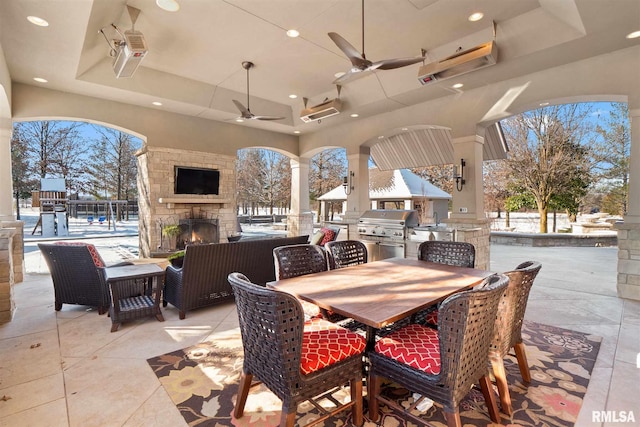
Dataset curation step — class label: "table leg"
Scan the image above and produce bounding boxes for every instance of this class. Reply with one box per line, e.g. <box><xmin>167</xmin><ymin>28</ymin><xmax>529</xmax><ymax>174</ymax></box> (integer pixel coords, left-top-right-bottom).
<box><xmin>365</xmin><ymin>325</ymin><xmax>376</xmax><ymax>352</ymax></box>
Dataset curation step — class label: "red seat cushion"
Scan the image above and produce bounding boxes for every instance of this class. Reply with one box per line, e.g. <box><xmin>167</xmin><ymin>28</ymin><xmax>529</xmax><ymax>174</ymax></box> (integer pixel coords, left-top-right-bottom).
<box><xmin>374</xmin><ymin>323</ymin><xmax>441</xmax><ymax>374</ymax></box>
<box><xmin>319</xmin><ymin>228</ymin><xmax>337</xmax><ymax>246</ymax></box>
<box><xmin>54</xmin><ymin>242</ymin><xmax>105</xmax><ymax>268</ymax></box>
<box><xmin>301</xmin><ymin>318</ymin><xmax>366</xmax><ymax>375</ymax></box>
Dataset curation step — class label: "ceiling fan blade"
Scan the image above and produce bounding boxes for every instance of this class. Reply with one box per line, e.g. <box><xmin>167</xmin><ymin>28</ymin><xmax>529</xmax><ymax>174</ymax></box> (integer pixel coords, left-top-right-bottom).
<box><xmin>328</xmin><ymin>32</ymin><xmax>368</xmax><ymax>68</ymax></box>
<box><xmin>253</xmin><ymin>115</ymin><xmax>285</xmax><ymax>121</ymax></box>
<box><xmin>373</xmin><ymin>56</ymin><xmax>425</xmax><ymax>70</ymax></box>
<box><xmin>232</xmin><ymin>99</ymin><xmax>251</xmax><ymax>117</ymax></box>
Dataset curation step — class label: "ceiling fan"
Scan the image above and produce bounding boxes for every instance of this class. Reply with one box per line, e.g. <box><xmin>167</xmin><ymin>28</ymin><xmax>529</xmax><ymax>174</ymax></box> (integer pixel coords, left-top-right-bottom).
<box><xmin>232</xmin><ymin>61</ymin><xmax>284</xmax><ymax>121</ymax></box>
<box><xmin>329</xmin><ymin>0</ymin><xmax>424</xmax><ymax>84</ymax></box>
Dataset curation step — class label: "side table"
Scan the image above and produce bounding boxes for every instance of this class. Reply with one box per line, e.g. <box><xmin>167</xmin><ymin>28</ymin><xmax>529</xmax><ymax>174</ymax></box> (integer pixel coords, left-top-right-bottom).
<box><xmin>103</xmin><ymin>264</ymin><xmax>166</xmax><ymax>332</ymax></box>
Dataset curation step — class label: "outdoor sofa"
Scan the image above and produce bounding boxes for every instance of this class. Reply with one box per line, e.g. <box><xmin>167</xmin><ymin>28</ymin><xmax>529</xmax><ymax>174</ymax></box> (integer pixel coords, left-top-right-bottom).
<box><xmin>163</xmin><ymin>235</ymin><xmax>309</xmax><ymax>319</ymax></box>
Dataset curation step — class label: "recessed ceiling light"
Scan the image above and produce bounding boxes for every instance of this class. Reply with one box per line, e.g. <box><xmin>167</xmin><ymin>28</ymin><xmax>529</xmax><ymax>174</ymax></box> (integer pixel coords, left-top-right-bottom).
<box><xmin>539</xmin><ymin>102</ymin><xmax>550</xmax><ymax>106</ymax></box>
<box><xmin>289</xmin><ymin>94</ymin><xmax>298</xmax><ymax>99</ymax></box>
<box><xmin>286</xmin><ymin>29</ymin><xmax>300</xmax><ymax>38</ymax></box>
<box><xmin>156</xmin><ymin>0</ymin><xmax>180</xmax><ymax>12</ymax></box>
<box><xmin>350</xmin><ymin>113</ymin><xmax>359</xmax><ymax>118</ymax></box>
<box><xmin>626</xmin><ymin>30</ymin><xmax>640</xmax><ymax>39</ymax></box>
<box><xmin>334</xmin><ymin>71</ymin><xmax>346</xmax><ymax>79</ymax></box>
<box><xmin>468</xmin><ymin>12</ymin><xmax>484</xmax><ymax>22</ymax></box>
<box><xmin>33</xmin><ymin>77</ymin><xmax>48</xmax><ymax>83</ymax></box>
<box><xmin>27</xmin><ymin>16</ymin><xmax>49</xmax><ymax>26</ymax></box>
<box><xmin>235</xmin><ymin>118</ymin><xmax>244</xmax><ymax>122</ymax></box>
<box><xmin>152</xmin><ymin>101</ymin><xmax>163</xmax><ymax>106</ymax></box>
<box><xmin>401</xmin><ymin>128</ymin><xmax>408</xmax><ymax>131</ymax></box>
<box><xmin>378</xmin><ymin>135</ymin><xmax>385</xmax><ymax>140</ymax></box>
<box><xmin>294</xmin><ymin>130</ymin><xmax>301</xmax><ymax>134</ymax></box>
<box><xmin>452</xmin><ymin>83</ymin><xmax>464</xmax><ymax>89</ymax></box>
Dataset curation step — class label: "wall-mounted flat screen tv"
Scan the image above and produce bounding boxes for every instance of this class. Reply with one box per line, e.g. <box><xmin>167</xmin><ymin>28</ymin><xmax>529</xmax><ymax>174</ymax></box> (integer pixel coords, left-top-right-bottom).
<box><xmin>174</xmin><ymin>166</ymin><xmax>220</xmax><ymax>195</ymax></box>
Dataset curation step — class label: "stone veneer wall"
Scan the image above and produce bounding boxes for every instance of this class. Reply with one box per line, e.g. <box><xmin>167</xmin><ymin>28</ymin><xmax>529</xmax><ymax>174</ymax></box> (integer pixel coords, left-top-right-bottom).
<box><xmin>444</xmin><ymin>218</ymin><xmax>491</xmax><ymax>270</ymax></box>
<box><xmin>615</xmin><ymin>222</ymin><xmax>640</xmax><ymax>300</ymax></box>
<box><xmin>137</xmin><ymin>147</ymin><xmax>237</xmax><ymax>258</ymax></box>
<box><xmin>0</xmin><ymin>222</ymin><xmax>24</xmax><ymax>325</ymax></box>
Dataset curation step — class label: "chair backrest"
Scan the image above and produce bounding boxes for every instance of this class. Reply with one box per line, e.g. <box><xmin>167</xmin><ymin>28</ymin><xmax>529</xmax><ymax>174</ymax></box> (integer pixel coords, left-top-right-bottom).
<box><xmin>417</xmin><ymin>241</ymin><xmax>475</xmax><ymax>268</ymax></box>
<box><xmin>491</xmin><ymin>261</ymin><xmax>542</xmax><ymax>356</ymax></box>
<box><xmin>325</xmin><ymin>240</ymin><xmax>368</xmax><ymax>269</ymax></box>
<box><xmin>227</xmin><ymin>272</ymin><xmax>305</xmax><ymax>400</ymax></box>
<box><xmin>273</xmin><ymin>244</ymin><xmax>329</xmax><ymax>279</ymax></box>
<box><xmin>37</xmin><ymin>242</ymin><xmax>107</xmax><ymax>306</ymax></box>
<box><xmin>437</xmin><ymin>273</ymin><xmax>509</xmax><ymax>399</ymax></box>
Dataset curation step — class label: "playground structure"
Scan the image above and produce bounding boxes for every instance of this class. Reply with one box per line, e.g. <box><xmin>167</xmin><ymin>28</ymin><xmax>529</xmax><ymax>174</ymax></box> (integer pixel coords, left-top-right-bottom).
<box><xmin>31</xmin><ymin>179</ymin><xmax>134</xmax><ymax>235</ymax></box>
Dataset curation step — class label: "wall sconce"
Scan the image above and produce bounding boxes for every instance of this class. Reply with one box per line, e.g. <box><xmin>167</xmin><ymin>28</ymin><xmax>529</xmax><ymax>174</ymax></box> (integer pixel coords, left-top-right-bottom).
<box><xmin>342</xmin><ymin>171</ymin><xmax>354</xmax><ymax>195</ymax></box>
<box><xmin>453</xmin><ymin>159</ymin><xmax>466</xmax><ymax>191</ymax></box>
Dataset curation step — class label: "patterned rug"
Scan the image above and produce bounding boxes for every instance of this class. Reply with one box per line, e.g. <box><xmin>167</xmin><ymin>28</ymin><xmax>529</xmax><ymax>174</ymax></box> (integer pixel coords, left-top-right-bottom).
<box><xmin>147</xmin><ymin>321</ymin><xmax>601</xmax><ymax>426</ymax></box>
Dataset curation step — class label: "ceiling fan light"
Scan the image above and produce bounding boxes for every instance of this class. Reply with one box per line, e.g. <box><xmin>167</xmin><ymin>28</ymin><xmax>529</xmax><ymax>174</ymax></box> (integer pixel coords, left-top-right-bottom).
<box><xmin>334</xmin><ymin>71</ymin><xmax>346</xmax><ymax>79</ymax></box>
<box><xmin>156</xmin><ymin>0</ymin><xmax>179</xmax><ymax>12</ymax></box>
<box><xmin>235</xmin><ymin>118</ymin><xmax>244</xmax><ymax>122</ymax></box>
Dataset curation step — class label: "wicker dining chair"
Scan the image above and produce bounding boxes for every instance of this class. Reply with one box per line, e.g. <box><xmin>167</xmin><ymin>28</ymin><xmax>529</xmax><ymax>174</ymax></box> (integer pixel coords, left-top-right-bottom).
<box><xmin>415</xmin><ymin>241</ymin><xmax>476</xmax><ymax>325</ymax></box>
<box><xmin>368</xmin><ymin>273</ymin><xmax>509</xmax><ymax>427</ymax></box>
<box><xmin>325</xmin><ymin>240</ymin><xmax>368</xmax><ymax>270</ymax></box>
<box><xmin>417</xmin><ymin>240</ymin><xmax>475</xmax><ymax>267</ymax></box>
<box><xmin>490</xmin><ymin>260</ymin><xmax>542</xmax><ymax>415</ymax></box>
<box><xmin>228</xmin><ymin>272</ymin><xmax>366</xmax><ymax>427</ymax></box>
<box><xmin>273</xmin><ymin>244</ymin><xmax>330</xmax><ymax>320</ymax></box>
<box><xmin>38</xmin><ymin>242</ymin><xmax>120</xmax><ymax>314</ymax></box>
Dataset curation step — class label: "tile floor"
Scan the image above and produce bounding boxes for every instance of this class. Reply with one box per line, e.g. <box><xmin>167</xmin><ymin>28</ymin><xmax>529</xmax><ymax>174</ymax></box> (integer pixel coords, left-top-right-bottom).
<box><xmin>1</xmin><ymin>244</ymin><xmax>639</xmax><ymax>427</ymax></box>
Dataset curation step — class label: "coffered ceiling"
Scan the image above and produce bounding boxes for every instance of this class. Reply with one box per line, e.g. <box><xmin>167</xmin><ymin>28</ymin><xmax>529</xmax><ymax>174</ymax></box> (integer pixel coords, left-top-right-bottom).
<box><xmin>1</xmin><ymin>0</ymin><xmax>639</xmax><ymax>140</ymax></box>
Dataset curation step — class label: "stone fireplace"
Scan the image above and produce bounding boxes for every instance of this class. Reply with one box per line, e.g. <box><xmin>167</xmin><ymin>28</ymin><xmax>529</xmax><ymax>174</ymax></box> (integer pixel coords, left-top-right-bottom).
<box><xmin>136</xmin><ymin>146</ymin><xmax>237</xmax><ymax>257</ymax></box>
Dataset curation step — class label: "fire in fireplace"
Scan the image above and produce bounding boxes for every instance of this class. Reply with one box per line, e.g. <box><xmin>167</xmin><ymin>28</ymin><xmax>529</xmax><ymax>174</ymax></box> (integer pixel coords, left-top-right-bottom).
<box><xmin>176</xmin><ymin>218</ymin><xmax>219</xmax><ymax>249</ymax></box>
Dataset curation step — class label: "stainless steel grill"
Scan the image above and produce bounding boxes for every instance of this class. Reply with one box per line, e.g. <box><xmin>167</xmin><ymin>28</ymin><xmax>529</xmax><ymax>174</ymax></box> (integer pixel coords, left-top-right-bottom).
<box><xmin>357</xmin><ymin>210</ymin><xmax>419</xmax><ymax>261</ymax></box>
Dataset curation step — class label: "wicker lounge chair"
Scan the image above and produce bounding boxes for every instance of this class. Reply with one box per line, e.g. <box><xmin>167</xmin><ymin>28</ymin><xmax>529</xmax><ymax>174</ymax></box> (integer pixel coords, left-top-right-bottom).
<box><xmin>38</xmin><ymin>242</ymin><xmax>123</xmax><ymax>314</ymax></box>
<box><xmin>368</xmin><ymin>273</ymin><xmax>509</xmax><ymax>427</ymax></box>
<box><xmin>228</xmin><ymin>272</ymin><xmax>366</xmax><ymax>427</ymax></box>
<box><xmin>325</xmin><ymin>240</ymin><xmax>368</xmax><ymax>269</ymax></box>
<box><xmin>490</xmin><ymin>260</ymin><xmax>542</xmax><ymax>415</ymax></box>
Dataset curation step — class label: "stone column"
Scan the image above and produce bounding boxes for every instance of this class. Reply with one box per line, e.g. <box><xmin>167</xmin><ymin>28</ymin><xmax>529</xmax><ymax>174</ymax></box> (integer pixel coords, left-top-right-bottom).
<box><xmin>1</xmin><ymin>220</ymin><xmax>24</xmax><ymax>283</ymax></box>
<box><xmin>342</xmin><ymin>147</ymin><xmax>371</xmax><ymax>237</ymax></box>
<box><xmin>0</xmin><ymin>228</ymin><xmax>16</xmax><ymax>324</ymax></box>
<box><xmin>446</xmin><ymin>135</ymin><xmax>491</xmax><ymax>270</ymax></box>
<box><xmin>288</xmin><ymin>158</ymin><xmax>313</xmax><ymax>238</ymax></box>
<box><xmin>616</xmin><ymin>108</ymin><xmax>640</xmax><ymax>300</ymax></box>
<box><xmin>0</xmin><ymin>120</ymin><xmax>13</xmax><ymax>221</ymax></box>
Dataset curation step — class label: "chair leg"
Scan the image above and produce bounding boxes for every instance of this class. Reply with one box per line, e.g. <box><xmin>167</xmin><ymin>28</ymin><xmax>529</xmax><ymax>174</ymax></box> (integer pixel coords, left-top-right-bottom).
<box><xmin>234</xmin><ymin>372</ymin><xmax>253</xmax><ymax>418</ymax></box>
<box><xmin>514</xmin><ymin>342</ymin><xmax>531</xmax><ymax>383</ymax></box>
<box><xmin>110</xmin><ymin>322</ymin><xmax>120</xmax><ymax>333</ymax></box>
<box><xmin>444</xmin><ymin>410</ymin><xmax>462</xmax><ymax>427</ymax></box>
<box><xmin>479</xmin><ymin>374</ymin><xmax>501</xmax><ymax>424</ymax></box>
<box><xmin>55</xmin><ymin>301</ymin><xmax>62</xmax><ymax>311</ymax></box>
<box><xmin>280</xmin><ymin>409</ymin><xmax>296</xmax><ymax>427</ymax></box>
<box><xmin>350</xmin><ymin>377</ymin><xmax>363</xmax><ymax>426</ymax></box>
<box><xmin>367</xmin><ymin>372</ymin><xmax>382</xmax><ymax>422</ymax></box>
<box><xmin>490</xmin><ymin>356</ymin><xmax>513</xmax><ymax>416</ymax></box>
<box><xmin>179</xmin><ymin>310</ymin><xmax>186</xmax><ymax>320</ymax></box>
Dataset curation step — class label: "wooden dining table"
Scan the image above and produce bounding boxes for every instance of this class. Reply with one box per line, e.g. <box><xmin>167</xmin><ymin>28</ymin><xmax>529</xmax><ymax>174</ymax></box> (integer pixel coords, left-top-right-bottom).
<box><xmin>267</xmin><ymin>257</ymin><xmax>495</xmax><ymax>350</ymax></box>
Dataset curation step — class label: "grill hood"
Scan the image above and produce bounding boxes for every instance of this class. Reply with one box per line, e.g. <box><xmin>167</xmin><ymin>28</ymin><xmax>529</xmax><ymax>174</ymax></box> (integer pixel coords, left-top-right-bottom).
<box><xmin>358</xmin><ymin>210</ymin><xmax>419</xmax><ymax>227</ymax></box>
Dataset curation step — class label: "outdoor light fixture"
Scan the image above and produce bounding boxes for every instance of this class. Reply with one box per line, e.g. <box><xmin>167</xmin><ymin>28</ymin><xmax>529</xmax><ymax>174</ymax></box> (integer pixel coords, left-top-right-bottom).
<box><xmin>343</xmin><ymin>171</ymin><xmax>354</xmax><ymax>195</ymax></box>
<box><xmin>454</xmin><ymin>159</ymin><xmax>466</xmax><ymax>191</ymax></box>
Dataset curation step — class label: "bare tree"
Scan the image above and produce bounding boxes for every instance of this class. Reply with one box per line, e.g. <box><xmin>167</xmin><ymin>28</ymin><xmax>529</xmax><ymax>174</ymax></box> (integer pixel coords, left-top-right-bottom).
<box><xmin>592</xmin><ymin>102</ymin><xmax>630</xmax><ymax>215</ymax></box>
<box><xmin>10</xmin><ymin>126</ymin><xmax>38</xmax><ymax>219</ymax></box>
<box><xmin>411</xmin><ymin>165</ymin><xmax>454</xmax><ymax>195</ymax></box>
<box><xmin>85</xmin><ymin>127</ymin><xmax>141</xmax><ymax>205</ymax></box>
<box><xmin>309</xmin><ymin>149</ymin><xmax>346</xmax><ymax>220</ymax></box>
<box><xmin>236</xmin><ymin>149</ymin><xmax>267</xmax><ymax>215</ymax></box>
<box><xmin>501</xmin><ymin>104</ymin><xmax>594</xmax><ymax>233</ymax></box>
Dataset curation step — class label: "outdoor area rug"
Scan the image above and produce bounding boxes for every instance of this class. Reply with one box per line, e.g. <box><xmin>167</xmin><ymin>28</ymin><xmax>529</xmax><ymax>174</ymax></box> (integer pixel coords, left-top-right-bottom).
<box><xmin>147</xmin><ymin>321</ymin><xmax>601</xmax><ymax>426</ymax></box>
